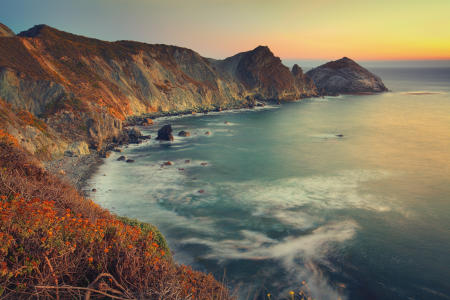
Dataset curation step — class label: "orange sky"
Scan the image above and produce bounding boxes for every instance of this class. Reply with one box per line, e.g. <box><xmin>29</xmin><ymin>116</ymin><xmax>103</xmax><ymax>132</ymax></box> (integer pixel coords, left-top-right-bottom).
<box><xmin>3</xmin><ymin>0</ymin><xmax>450</xmax><ymax>60</ymax></box>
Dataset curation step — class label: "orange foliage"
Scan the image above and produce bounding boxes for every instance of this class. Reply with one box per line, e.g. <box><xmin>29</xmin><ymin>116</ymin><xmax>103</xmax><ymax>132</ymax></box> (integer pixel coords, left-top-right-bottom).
<box><xmin>0</xmin><ymin>129</ymin><xmax>18</xmax><ymax>147</ymax></box>
<box><xmin>0</xmin><ymin>141</ymin><xmax>232</xmax><ymax>299</ymax></box>
<box><xmin>16</xmin><ymin>110</ymin><xmax>47</xmax><ymax>132</ymax></box>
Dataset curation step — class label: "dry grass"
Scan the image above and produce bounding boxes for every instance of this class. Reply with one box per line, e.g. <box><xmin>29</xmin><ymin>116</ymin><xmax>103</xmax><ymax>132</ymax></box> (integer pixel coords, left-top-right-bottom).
<box><xmin>0</xmin><ymin>140</ymin><xmax>233</xmax><ymax>299</ymax></box>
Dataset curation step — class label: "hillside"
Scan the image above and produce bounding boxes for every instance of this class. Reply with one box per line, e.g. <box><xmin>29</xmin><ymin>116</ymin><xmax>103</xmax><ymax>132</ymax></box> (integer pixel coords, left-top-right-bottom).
<box><xmin>0</xmin><ymin>130</ymin><xmax>232</xmax><ymax>299</ymax></box>
<box><xmin>0</xmin><ymin>23</ymin><xmax>317</xmax><ymax>155</ymax></box>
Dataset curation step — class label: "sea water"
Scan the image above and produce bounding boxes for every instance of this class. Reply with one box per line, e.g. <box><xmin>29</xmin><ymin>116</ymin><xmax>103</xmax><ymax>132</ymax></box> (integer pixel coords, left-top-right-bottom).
<box><xmin>88</xmin><ymin>64</ymin><xmax>450</xmax><ymax>300</ymax></box>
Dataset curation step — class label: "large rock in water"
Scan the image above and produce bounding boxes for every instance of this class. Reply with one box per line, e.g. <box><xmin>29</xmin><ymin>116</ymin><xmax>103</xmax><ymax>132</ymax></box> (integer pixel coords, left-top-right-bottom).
<box><xmin>157</xmin><ymin>125</ymin><xmax>174</xmax><ymax>141</ymax></box>
<box><xmin>306</xmin><ymin>57</ymin><xmax>387</xmax><ymax>95</ymax></box>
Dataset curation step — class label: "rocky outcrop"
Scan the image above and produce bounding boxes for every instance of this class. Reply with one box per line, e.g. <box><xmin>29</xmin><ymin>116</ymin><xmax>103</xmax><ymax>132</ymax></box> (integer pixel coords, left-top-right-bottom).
<box><xmin>178</xmin><ymin>130</ymin><xmax>190</xmax><ymax>137</ymax></box>
<box><xmin>0</xmin><ymin>23</ymin><xmax>14</xmax><ymax>37</ymax></box>
<box><xmin>156</xmin><ymin>125</ymin><xmax>174</xmax><ymax>141</ymax></box>
<box><xmin>291</xmin><ymin>64</ymin><xmax>317</xmax><ymax>97</ymax></box>
<box><xmin>212</xmin><ymin>46</ymin><xmax>317</xmax><ymax>100</ymax></box>
<box><xmin>306</xmin><ymin>57</ymin><xmax>387</xmax><ymax>95</ymax></box>
<box><xmin>65</xmin><ymin>141</ymin><xmax>90</xmax><ymax>156</ymax></box>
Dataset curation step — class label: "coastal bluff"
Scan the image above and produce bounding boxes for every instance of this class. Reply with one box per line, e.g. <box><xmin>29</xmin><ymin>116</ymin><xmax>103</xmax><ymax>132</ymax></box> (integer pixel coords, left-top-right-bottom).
<box><xmin>0</xmin><ymin>23</ymin><xmax>316</xmax><ymax>155</ymax></box>
<box><xmin>306</xmin><ymin>57</ymin><xmax>388</xmax><ymax>95</ymax></box>
<box><xmin>0</xmin><ymin>22</ymin><xmax>387</xmax><ymax>158</ymax></box>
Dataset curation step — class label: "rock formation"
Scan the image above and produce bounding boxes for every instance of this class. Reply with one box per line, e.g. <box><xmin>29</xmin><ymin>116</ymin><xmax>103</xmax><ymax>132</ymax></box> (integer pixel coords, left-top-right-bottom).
<box><xmin>306</xmin><ymin>57</ymin><xmax>387</xmax><ymax>95</ymax></box>
<box><xmin>211</xmin><ymin>46</ymin><xmax>317</xmax><ymax>100</ymax></box>
<box><xmin>178</xmin><ymin>131</ymin><xmax>190</xmax><ymax>137</ymax></box>
<box><xmin>157</xmin><ymin>125</ymin><xmax>174</xmax><ymax>141</ymax></box>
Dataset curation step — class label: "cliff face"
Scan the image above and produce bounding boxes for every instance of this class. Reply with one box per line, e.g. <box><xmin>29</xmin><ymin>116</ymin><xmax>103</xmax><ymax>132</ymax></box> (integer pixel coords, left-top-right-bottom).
<box><xmin>0</xmin><ymin>24</ymin><xmax>317</xmax><ymax>153</ymax></box>
<box><xmin>213</xmin><ymin>46</ymin><xmax>317</xmax><ymax>100</ymax></box>
<box><xmin>306</xmin><ymin>57</ymin><xmax>387</xmax><ymax>95</ymax></box>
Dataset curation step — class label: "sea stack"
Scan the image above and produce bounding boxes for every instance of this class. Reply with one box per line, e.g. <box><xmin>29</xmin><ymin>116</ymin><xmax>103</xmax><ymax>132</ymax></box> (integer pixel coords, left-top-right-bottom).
<box><xmin>306</xmin><ymin>57</ymin><xmax>388</xmax><ymax>95</ymax></box>
<box><xmin>157</xmin><ymin>125</ymin><xmax>174</xmax><ymax>141</ymax></box>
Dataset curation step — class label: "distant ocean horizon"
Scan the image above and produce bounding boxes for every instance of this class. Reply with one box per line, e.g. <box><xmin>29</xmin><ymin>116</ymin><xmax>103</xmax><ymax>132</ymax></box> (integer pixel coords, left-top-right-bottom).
<box><xmin>283</xmin><ymin>59</ymin><xmax>450</xmax><ymax>70</ymax></box>
<box><xmin>89</xmin><ymin>61</ymin><xmax>450</xmax><ymax>300</ymax></box>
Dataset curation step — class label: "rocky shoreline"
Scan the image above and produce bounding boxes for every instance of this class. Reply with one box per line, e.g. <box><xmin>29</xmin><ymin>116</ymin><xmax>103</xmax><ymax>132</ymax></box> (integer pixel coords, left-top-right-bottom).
<box><xmin>45</xmin><ymin>152</ymin><xmax>103</xmax><ymax>195</ymax></box>
<box><xmin>44</xmin><ymin>100</ymin><xmax>276</xmax><ymax>194</ymax></box>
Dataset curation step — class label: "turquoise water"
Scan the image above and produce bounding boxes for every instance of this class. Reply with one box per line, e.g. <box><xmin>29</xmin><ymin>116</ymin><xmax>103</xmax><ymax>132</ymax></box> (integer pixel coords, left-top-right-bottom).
<box><xmin>89</xmin><ymin>67</ymin><xmax>450</xmax><ymax>300</ymax></box>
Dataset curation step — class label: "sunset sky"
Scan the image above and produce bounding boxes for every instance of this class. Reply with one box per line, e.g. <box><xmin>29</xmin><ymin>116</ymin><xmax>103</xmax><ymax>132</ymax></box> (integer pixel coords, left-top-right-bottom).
<box><xmin>1</xmin><ymin>0</ymin><xmax>449</xmax><ymax>60</ymax></box>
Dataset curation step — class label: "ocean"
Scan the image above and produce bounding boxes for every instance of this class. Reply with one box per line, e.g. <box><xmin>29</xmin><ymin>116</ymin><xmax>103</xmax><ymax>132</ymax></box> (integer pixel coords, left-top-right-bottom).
<box><xmin>88</xmin><ymin>62</ymin><xmax>450</xmax><ymax>300</ymax></box>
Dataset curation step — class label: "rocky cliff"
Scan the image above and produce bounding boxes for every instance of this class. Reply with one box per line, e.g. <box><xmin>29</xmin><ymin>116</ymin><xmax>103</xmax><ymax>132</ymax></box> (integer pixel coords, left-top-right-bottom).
<box><xmin>211</xmin><ymin>46</ymin><xmax>317</xmax><ymax>101</ymax></box>
<box><xmin>306</xmin><ymin>57</ymin><xmax>387</xmax><ymax>95</ymax></box>
<box><xmin>0</xmin><ymin>23</ymin><xmax>317</xmax><ymax>155</ymax></box>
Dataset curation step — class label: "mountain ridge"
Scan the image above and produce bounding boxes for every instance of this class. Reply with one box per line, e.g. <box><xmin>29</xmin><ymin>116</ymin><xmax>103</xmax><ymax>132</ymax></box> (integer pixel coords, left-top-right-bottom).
<box><xmin>0</xmin><ymin>23</ymin><xmax>317</xmax><ymax>154</ymax></box>
<box><xmin>0</xmin><ymin>23</ymin><xmax>386</xmax><ymax>158</ymax></box>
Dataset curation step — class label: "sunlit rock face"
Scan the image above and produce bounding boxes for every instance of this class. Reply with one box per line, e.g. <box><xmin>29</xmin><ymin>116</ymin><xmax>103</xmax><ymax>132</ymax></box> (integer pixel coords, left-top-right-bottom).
<box><xmin>306</xmin><ymin>57</ymin><xmax>388</xmax><ymax>95</ymax></box>
<box><xmin>212</xmin><ymin>46</ymin><xmax>317</xmax><ymax>100</ymax></box>
<box><xmin>0</xmin><ymin>24</ymin><xmax>317</xmax><ymax>150</ymax></box>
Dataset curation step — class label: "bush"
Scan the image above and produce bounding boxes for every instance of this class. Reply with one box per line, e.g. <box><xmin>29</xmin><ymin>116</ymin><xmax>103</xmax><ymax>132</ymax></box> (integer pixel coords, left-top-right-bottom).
<box><xmin>0</xmin><ymin>141</ymin><xmax>232</xmax><ymax>299</ymax></box>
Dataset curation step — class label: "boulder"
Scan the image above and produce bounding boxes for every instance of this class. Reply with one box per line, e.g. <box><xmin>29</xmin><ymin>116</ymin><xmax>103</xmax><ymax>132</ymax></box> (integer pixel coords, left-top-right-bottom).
<box><xmin>64</xmin><ymin>150</ymin><xmax>74</xmax><ymax>157</ymax></box>
<box><xmin>156</xmin><ymin>125</ymin><xmax>174</xmax><ymax>141</ymax></box>
<box><xmin>125</xmin><ymin>127</ymin><xmax>143</xmax><ymax>144</ymax></box>
<box><xmin>142</xmin><ymin>118</ymin><xmax>154</xmax><ymax>126</ymax></box>
<box><xmin>126</xmin><ymin>159</ymin><xmax>135</xmax><ymax>163</ymax></box>
<box><xmin>66</xmin><ymin>141</ymin><xmax>90</xmax><ymax>156</ymax></box>
<box><xmin>99</xmin><ymin>150</ymin><xmax>111</xmax><ymax>158</ymax></box>
<box><xmin>178</xmin><ymin>130</ymin><xmax>190</xmax><ymax>137</ymax></box>
<box><xmin>117</xmin><ymin>155</ymin><xmax>126</xmax><ymax>161</ymax></box>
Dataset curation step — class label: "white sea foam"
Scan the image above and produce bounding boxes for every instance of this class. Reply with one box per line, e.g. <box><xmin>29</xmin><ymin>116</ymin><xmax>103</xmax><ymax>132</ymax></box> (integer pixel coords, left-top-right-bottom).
<box><xmin>181</xmin><ymin>220</ymin><xmax>356</xmax><ymax>262</ymax></box>
<box><xmin>181</xmin><ymin>220</ymin><xmax>357</xmax><ymax>299</ymax></box>
<box><xmin>153</xmin><ymin>105</ymin><xmax>279</xmax><ymax>123</ymax></box>
<box><xmin>207</xmin><ymin>121</ymin><xmax>239</xmax><ymax>126</ymax></box>
<box><xmin>228</xmin><ymin>170</ymin><xmax>394</xmax><ymax>214</ymax></box>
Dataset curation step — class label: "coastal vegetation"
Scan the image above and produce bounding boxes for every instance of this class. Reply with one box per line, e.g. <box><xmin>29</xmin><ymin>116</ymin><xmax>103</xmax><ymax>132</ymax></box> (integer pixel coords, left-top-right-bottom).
<box><xmin>0</xmin><ymin>139</ymin><xmax>231</xmax><ymax>299</ymax></box>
